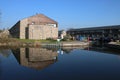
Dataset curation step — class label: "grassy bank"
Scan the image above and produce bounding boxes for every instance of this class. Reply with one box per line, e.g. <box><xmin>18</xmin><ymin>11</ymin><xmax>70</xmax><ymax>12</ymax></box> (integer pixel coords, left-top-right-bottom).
<box><xmin>0</xmin><ymin>38</ymin><xmax>89</xmax><ymax>48</ymax></box>
<box><xmin>0</xmin><ymin>38</ymin><xmax>57</xmax><ymax>43</ymax></box>
<box><xmin>0</xmin><ymin>38</ymin><xmax>58</xmax><ymax>47</ymax></box>
<box><xmin>18</xmin><ymin>39</ymin><xmax>57</xmax><ymax>43</ymax></box>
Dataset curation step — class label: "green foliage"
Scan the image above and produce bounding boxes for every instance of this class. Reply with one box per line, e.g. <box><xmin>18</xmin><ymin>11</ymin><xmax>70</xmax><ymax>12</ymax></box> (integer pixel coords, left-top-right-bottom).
<box><xmin>0</xmin><ymin>38</ymin><xmax>20</xmax><ymax>43</ymax></box>
<box><xmin>18</xmin><ymin>39</ymin><xmax>56</xmax><ymax>43</ymax></box>
<box><xmin>17</xmin><ymin>39</ymin><xmax>35</xmax><ymax>43</ymax></box>
<box><xmin>0</xmin><ymin>30</ymin><xmax>2</xmax><ymax>33</ymax></box>
<box><xmin>46</xmin><ymin>38</ymin><xmax>54</xmax><ymax>40</ymax></box>
<box><xmin>0</xmin><ymin>38</ymin><xmax>57</xmax><ymax>47</ymax></box>
<box><xmin>62</xmin><ymin>34</ymin><xmax>72</xmax><ymax>41</ymax></box>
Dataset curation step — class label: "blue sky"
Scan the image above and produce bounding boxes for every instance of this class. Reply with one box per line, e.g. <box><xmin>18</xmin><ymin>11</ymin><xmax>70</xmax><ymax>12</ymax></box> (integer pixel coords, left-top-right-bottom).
<box><xmin>0</xmin><ymin>0</ymin><xmax>120</xmax><ymax>30</ymax></box>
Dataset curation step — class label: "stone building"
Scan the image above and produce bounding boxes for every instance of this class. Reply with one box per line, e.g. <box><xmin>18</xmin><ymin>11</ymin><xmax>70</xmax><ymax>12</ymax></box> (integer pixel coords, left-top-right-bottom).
<box><xmin>9</xmin><ymin>14</ymin><xmax>58</xmax><ymax>39</ymax></box>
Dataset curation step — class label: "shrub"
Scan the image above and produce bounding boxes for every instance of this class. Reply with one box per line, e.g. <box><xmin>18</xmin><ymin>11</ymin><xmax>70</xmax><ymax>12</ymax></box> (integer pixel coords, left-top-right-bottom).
<box><xmin>62</xmin><ymin>34</ymin><xmax>72</xmax><ymax>41</ymax></box>
<box><xmin>46</xmin><ymin>38</ymin><xmax>53</xmax><ymax>40</ymax></box>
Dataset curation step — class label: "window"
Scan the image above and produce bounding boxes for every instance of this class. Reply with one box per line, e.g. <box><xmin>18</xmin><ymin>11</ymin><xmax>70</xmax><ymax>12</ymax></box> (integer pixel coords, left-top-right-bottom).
<box><xmin>47</xmin><ymin>24</ymin><xmax>57</xmax><ymax>27</ymax></box>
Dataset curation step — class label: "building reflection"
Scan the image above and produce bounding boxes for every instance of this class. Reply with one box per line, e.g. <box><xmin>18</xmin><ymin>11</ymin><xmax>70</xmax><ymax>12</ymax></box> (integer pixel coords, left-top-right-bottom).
<box><xmin>12</xmin><ymin>48</ymin><xmax>58</xmax><ymax>70</ymax></box>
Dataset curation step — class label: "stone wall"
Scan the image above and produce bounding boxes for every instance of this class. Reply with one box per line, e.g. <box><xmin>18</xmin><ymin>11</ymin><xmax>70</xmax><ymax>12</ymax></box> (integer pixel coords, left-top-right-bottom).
<box><xmin>28</xmin><ymin>24</ymin><xmax>58</xmax><ymax>40</ymax></box>
<box><xmin>20</xmin><ymin>18</ymin><xmax>28</xmax><ymax>39</ymax></box>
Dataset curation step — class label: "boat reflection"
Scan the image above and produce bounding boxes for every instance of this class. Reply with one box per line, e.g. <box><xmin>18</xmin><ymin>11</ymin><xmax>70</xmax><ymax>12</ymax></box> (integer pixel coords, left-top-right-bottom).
<box><xmin>12</xmin><ymin>48</ymin><xmax>58</xmax><ymax>70</ymax></box>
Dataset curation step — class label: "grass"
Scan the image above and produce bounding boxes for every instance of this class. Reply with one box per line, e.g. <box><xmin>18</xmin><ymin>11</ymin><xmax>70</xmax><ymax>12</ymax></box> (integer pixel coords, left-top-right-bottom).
<box><xmin>18</xmin><ymin>39</ymin><xmax>77</xmax><ymax>43</ymax></box>
<box><xmin>0</xmin><ymin>38</ymin><xmax>59</xmax><ymax>47</ymax></box>
<box><xmin>15</xmin><ymin>38</ymin><xmax>57</xmax><ymax>43</ymax></box>
<box><xmin>0</xmin><ymin>38</ymin><xmax>74</xmax><ymax>44</ymax></box>
<box><xmin>0</xmin><ymin>38</ymin><xmax>18</xmax><ymax>43</ymax></box>
<box><xmin>16</xmin><ymin>39</ymin><xmax>35</xmax><ymax>43</ymax></box>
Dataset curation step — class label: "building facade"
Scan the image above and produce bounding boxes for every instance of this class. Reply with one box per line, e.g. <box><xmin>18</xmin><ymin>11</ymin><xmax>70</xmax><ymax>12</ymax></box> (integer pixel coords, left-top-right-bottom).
<box><xmin>9</xmin><ymin>14</ymin><xmax>58</xmax><ymax>39</ymax></box>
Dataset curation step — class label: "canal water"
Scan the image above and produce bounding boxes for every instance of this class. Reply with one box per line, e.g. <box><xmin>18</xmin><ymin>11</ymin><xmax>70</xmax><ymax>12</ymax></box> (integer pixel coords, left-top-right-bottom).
<box><xmin>0</xmin><ymin>47</ymin><xmax>120</xmax><ymax>80</ymax></box>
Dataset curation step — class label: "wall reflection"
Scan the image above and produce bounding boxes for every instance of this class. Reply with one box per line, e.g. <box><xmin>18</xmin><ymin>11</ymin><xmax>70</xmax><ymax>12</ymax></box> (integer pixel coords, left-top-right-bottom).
<box><xmin>12</xmin><ymin>48</ymin><xmax>58</xmax><ymax>70</ymax></box>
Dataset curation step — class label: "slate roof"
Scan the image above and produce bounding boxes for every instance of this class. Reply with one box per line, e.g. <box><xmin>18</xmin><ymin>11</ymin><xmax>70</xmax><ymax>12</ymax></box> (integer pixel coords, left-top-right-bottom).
<box><xmin>26</xmin><ymin>14</ymin><xmax>57</xmax><ymax>25</ymax></box>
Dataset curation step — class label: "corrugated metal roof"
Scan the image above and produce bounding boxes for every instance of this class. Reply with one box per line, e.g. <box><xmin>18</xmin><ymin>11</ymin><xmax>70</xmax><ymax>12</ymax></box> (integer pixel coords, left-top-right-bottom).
<box><xmin>68</xmin><ymin>25</ymin><xmax>120</xmax><ymax>31</ymax></box>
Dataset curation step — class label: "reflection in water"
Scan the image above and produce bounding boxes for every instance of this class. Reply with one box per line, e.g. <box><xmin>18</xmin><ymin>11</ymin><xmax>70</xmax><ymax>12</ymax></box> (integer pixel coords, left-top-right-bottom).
<box><xmin>0</xmin><ymin>49</ymin><xmax>11</xmax><ymax>57</ymax></box>
<box><xmin>12</xmin><ymin>48</ymin><xmax>58</xmax><ymax>70</ymax></box>
<box><xmin>84</xmin><ymin>47</ymin><xmax>120</xmax><ymax>55</ymax></box>
<box><xmin>1</xmin><ymin>47</ymin><xmax>120</xmax><ymax>80</ymax></box>
<box><xmin>45</xmin><ymin>46</ymin><xmax>86</xmax><ymax>54</ymax></box>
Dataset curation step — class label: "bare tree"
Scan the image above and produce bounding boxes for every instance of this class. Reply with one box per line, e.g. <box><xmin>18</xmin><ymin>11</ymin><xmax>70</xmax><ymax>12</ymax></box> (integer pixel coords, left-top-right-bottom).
<box><xmin>0</xmin><ymin>10</ymin><xmax>2</xmax><ymax>32</ymax></box>
<box><xmin>0</xmin><ymin>10</ymin><xmax>1</xmax><ymax>28</ymax></box>
<box><xmin>0</xmin><ymin>10</ymin><xmax>1</xmax><ymax>24</ymax></box>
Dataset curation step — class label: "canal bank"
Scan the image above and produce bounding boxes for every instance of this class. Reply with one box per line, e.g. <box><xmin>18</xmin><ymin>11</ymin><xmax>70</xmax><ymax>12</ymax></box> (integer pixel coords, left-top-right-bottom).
<box><xmin>0</xmin><ymin>41</ymin><xmax>89</xmax><ymax>47</ymax></box>
<box><xmin>41</xmin><ymin>41</ymin><xmax>89</xmax><ymax>47</ymax></box>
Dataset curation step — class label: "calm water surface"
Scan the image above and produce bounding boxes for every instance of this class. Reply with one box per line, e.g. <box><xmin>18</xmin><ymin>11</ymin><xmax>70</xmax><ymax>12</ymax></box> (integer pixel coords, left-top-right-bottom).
<box><xmin>0</xmin><ymin>47</ymin><xmax>120</xmax><ymax>80</ymax></box>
